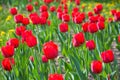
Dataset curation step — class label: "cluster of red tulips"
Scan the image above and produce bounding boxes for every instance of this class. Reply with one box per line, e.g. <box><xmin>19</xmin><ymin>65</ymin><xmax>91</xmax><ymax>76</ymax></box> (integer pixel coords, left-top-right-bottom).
<box><xmin>0</xmin><ymin>0</ymin><xmax>119</xmax><ymax>80</ymax></box>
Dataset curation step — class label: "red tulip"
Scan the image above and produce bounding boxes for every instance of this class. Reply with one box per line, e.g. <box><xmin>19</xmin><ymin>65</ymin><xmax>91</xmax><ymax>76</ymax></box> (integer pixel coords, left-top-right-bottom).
<box><xmin>63</xmin><ymin>4</ymin><xmax>68</xmax><ymax>9</ymax></box>
<box><xmin>29</xmin><ymin>12</ymin><xmax>38</xmax><ymax>19</ymax></box>
<box><xmin>57</xmin><ymin>12</ymin><xmax>63</xmax><ymax>20</ymax></box>
<box><xmin>108</xmin><ymin>18</ymin><xmax>113</xmax><ymax>23</ymax></box>
<box><xmin>9</xmin><ymin>7</ymin><xmax>17</xmax><ymax>15</ymax></box>
<box><xmin>101</xmin><ymin>50</ymin><xmax>114</xmax><ymax>63</ymax></box>
<box><xmin>30</xmin><ymin>15</ymin><xmax>40</xmax><ymax>25</ymax></box>
<box><xmin>82</xmin><ymin>22</ymin><xmax>89</xmax><ymax>32</ymax></box>
<box><xmin>42</xmin><ymin>55</ymin><xmax>48</xmax><ymax>63</ymax></box>
<box><xmin>50</xmin><ymin>6</ymin><xmax>56</xmax><ymax>12</ymax></box>
<box><xmin>63</xmin><ymin>8</ymin><xmax>68</xmax><ymax>14</ymax></box>
<box><xmin>39</xmin><ymin>16</ymin><xmax>47</xmax><ymax>25</ymax></box>
<box><xmin>1</xmin><ymin>58</ymin><xmax>15</xmax><ymax>71</ymax></box>
<box><xmin>114</xmin><ymin>11</ymin><xmax>120</xmax><ymax>21</ymax></box>
<box><xmin>94</xmin><ymin>7</ymin><xmax>100</xmax><ymax>14</ymax></box>
<box><xmin>73</xmin><ymin>7</ymin><xmax>79</xmax><ymax>12</ymax></box>
<box><xmin>111</xmin><ymin>9</ymin><xmax>117</xmax><ymax>16</ymax></box>
<box><xmin>96</xmin><ymin>4</ymin><xmax>103</xmax><ymax>11</ymax></box>
<box><xmin>118</xmin><ymin>35</ymin><xmax>120</xmax><ymax>43</ymax></box>
<box><xmin>34</xmin><ymin>1</ymin><xmax>38</xmax><ymax>6</ymax></box>
<box><xmin>57</xmin><ymin>6</ymin><xmax>62</xmax><ymax>13</ymax></box>
<box><xmin>29</xmin><ymin>56</ymin><xmax>34</xmax><ymax>62</ymax></box>
<box><xmin>6</xmin><ymin>38</ymin><xmax>19</xmax><ymax>48</ymax></box>
<box><xmin>75</xmin><ymin>0</ymin><xmax>80</xmax><ymax>5</ymax></box>
<box><xmin>88</xmin><ymin>23</ymin><xmax>98</xmax><ymax>33</ymax></box>
<box><xmin>62</xmin><ymin>14</ymin><xmax>70</xmax><ymax>22</ymax></box>
<box><xmin>15</xmin><ymin>26</ymin><xmax>26</xmax><ymax>36</ymax></box>
<box><xmin>43</xmin><ymin>0</ymin><xmax>53</xmax><ymax>4</ymax></box>
<box><xmin>47</xmin><ymin>20</ymin><xmax>51</xmax><ymax>26</ymax></box>
<box><xmin>74</xmin><ymin>15</ymin><xmax>83</xmax><ymax>24</ymax></box>
<box><xmin>14</xmin><ymin>14</ymin><xmax>23</xmax><ymax>23</ymax></box>
<box><xmin>59</xmin><ymin>22</ymin><xmax>68</xmax><ymax>33</ymax></box>
<box><xmin>39</xmin><ymin>5</ymin><xmax>48</xmax><ymax>12</ymax></box>
<box><xmin>43</xmin><ymin>41</ymin><xmax>58</xmax><ymax>59</ymax></box>
<box><xmin>48</xmin><ymin>73</ymin><xmax>64</xmax><ymax>80</ymax></box>
<box><xmin>94</xmin><ymin>4</ymin><xmax>103</xmax><ymax>14</ymax></box>
<box><xmin>72</xmin><ymin>32</ymin><xmax>85</xmax><ymax>47</ymax></box>
<box><xmin>88</xmin><ymin>11</ymin><xmax>93</xmax><ymax>17</ymax></box>
<box><xmin>89</xmin><ymin>16</ymin><xmax>98</xmax><ymax>23</ymax></box>
<box><xmin>40</xmin><ymin>11</ymin><xmax>49</xmax><ymax>19</ymax></box>
<box><xmin>97</xmin><ymin>21</ymin><xmax>105</xmax><ymax>30</ymax></box>
<box><xmin>1</xmin><ymin>45</ymin><xmax>14</xmax><ymax>58</ymax></box>
<box><xmin>86</xmin><ymin>40</ymin><xmax>96</xmax><ymax>50</ymax></box>
<box><xmin>22</xmin><ymin>30</ymin><xmax>33</xmax><ymax>42</ymax></box>
<box><xmin>98</xmin><ymin>16</ymin><xmax>105</xmax><ymax>22</ymax></box>
<box><xmin>91</xmin><ymin>60</ymin><xmax>103</xmax><ymax>74</ymax></box>
<box><xmin>26</xmin><ymin>4</ymin><xmax>33</xmax><ymax>12</ymax></box>
<box><xmin>22</xmin><ymin>17</ymin><xmax>30</xmax><ymax>25</ymax></box>
<box><xmin>25</xmin><ymin>35</ymin><xmax>37</xmax><ymax>47</ymax></box>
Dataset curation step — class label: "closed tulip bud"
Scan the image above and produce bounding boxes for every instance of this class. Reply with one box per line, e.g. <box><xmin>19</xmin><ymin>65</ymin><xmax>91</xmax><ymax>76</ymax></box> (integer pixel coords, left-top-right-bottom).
<box><xmin>39</xmin><ymin>5</ymin><xmax>48</xmax><ymax>12</ymax></box>
<box><xmin>56</xmin><ymin>6</ymin><xmax>62</xmax><ymax>13</ymax></box>
<box><xmin>111</xmin><ymin>9</ymin><xmax>117</xmax><ymax>16</ymax></box>
<box><xmin>114</xmin><ymin>12</ymin><xmax>120</xmax><ymax>21</ymax></box>
<box><xmin>29</xmin><ymin>56</ymin><xmax>34</xmax><ymax>62</ymax></box>
<box><xmin>75</xmin><ymin>0</ymin><xmax>80</xmax><ymax>5</ymax></box>
<box><xmin>1</xmin><ymin>45</ymin><xmax>14</xmax><ymax>58</ymax></box>
<box><xmin>29</xmin><ymin>12</ymin><xmax>38</xmax><ymax>19</ymax></box>
<box><xmin>88</xmin><ymin>23</ymin><xmax>98</xmax><ymax>33</ymax></box>
<box><xmin>101</xmin><ymin>50</ymin><xmax>114</xmax><ymax>63</ymax></box>
<box><xmin>59</xmin><ymin>22</ymin><xmax>68</xmax><ymax>33</ymax></box>
<box><xmin>82</xmin><ymin>22</ymin><xmax>89</xmax><ymax>32</ymax></box>
<box><xmin>42</xmin><ymin>55</ymin><xmax>48</xmax><ymax>63</ymax></box>
<box><xmin>74</xmin><ymin>15</ymin><xmax>83</xmax><ymax>24</ymax></box>
<box><xmin>91</xmin><ymin>60</ymin><xmax>103</xmax><ymax>74</ymax></box>
<box><xmin>57</xmin><ymin>12</ymin><xmax>63</xmax><ymax>20</ymax></box>
<box><xmin>89</xmin><ymin>16</ymin><xmax>98</xmax><ymax>23</ymax></box>
<box><xmin>2</xmin><ymin>58</ymin><xmax>15</xmax><ymax>71</ymax></box>
<box><xmin>98</xmin><ymin>16</ymin><xmax>105</xmax><ymax>22</ymax></box>
<box><xmin>72</xmin><ymin>7</ymin><xmax>79</xmax><ymax>12</ymax></box>
<box><xmin>31</xmin><ymin>15</ymin><xmax>40</xmax><ymax>25</ymax></box>
<box><xmin>40</xmin><ymin>11</ymin><xmax>49</xmax><ymax>19</ymax></box>
<box><xmin>14</xmin><ymin>14</ymin><xmax>23</xmax><ymax>23</ymax></box>
<box><xmin>42</xmin><ymin>41</ymin><xmax>58</xmax><ymax>59</ymax></box>
<box><xmin>72</xmin><ymin>32</ymin><xmax>85</xmax><ymax>47</ymax></box>
<box><xmin>15</xmin><ymin>26</ymin><xmax>26</xmax><ymax>36</ymax></box>
<box><xmin>94</xmin><ymin>7</ymin><xmax>100</xmax><ymax>14</ymax></box>
<box><xmin>50</xmin><ymin>6</ymin><xmax>56</xmax><ymax>12</ymax></box>
<box><xmin>9</xmin><ymin>7</ymin><xmax>17</xmax><ymax>15</ymax></box>
<box><xmin>97</xmin><ymin>21</ymin><xmax>105</xmax><ymax>30</ymax></box>
<box><xmin>39</xmin><ymin>16</ymin><xmax>47</xmax><ymax>25</ymax></box>
<box><xmin>86</xmin><ymin>40</ymin><xmax>96</xmax><ymax>50</ymax></box>
<box><xmin>62</xmin><ymin>14</ymin><xmax>70</xmax><ymax>22</ymax></box>
<box><xmin>6</xmin><ymin>38</ymin><xmax>19</xmax><ymax>48</ymax></box>
<box><xmin>48</xmin><ymin>73</ymin><xmax>64</xmax><ymax>80</ymax></box>
<box><xmin>22</xmin><ymin>30</ymin><xmax>33</xmax><ymax>42</ymax></box>
<box><xmin>88</xmin><ymin>11</ymin><xmax>93</xmax><ymax>17</ymax></box>
<box><xmin>26</xmin><ymin>4</ymin><xmax>33</xmax><ymax>12</ymax></box>
<box><xmin>25</xmin><ymin>35</ymin><xmax>37</xmax><ymax>47</ymax></box>
<box><xmin>22</xmin><ymin>17</ymin><xmax>30</xmax><ymax>25</ymax></box>
<box><xmin>96</xmin><ymin>4</ymin><xmax>103</xmax><ymax>11</ymax></box>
